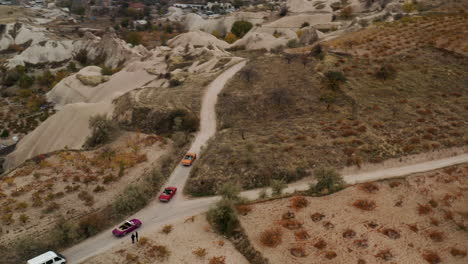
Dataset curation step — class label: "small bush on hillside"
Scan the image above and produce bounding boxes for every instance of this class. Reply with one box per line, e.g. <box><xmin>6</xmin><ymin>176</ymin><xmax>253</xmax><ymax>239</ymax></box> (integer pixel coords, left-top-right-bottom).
<box><xmin>417</xmin><ymin>204</ymin><xmax>432</xmax><ymax>215</ymax></box>
<box><xmin>169</xmin><ymin>78</ymin><xmax>181</xmax><ymax>87</ymax></box>
<box><xmin>113</xmin><ymin>185</ymin><xmax>151</xmax><ymax>215</ymax></box>
<box><xmin>74</xmin><ymin>49</ymin><xmax>88</xmax><ymax>65</ymax></box>
<box><xmin>290</xmin><ymin>196</ymin><xmax>308</xmax><ymax>209</ymax></box>
<box><xmin>352</xmin><ymin>199</ymin><xmax>376</xmax><ymax>211</ymax></box>
<box><xmin>359</xmin><ymin>183</ymin><xmax>379</xmax><ymax>193</ymax></box>
<box><xmin>209</xmin><ymin>256</ymin><xmax>226</xmax><ymax>264</ymax></box>
<box><xmin>206</xmin><ymin>199</ymin><xmax>239</xmax><ymax>237</ymax></box>
<box><xmin>313</xmin><ymin>167</ymin><xmax>344</xmax><ymax>193</ymax></box>
<box><xmin>340</xmin><ymin>6</ymin><xmax>353</xmax><ymax>19</ymax></box>
<box><xmin>279</xmin><ymin>6</ymin><xmax>288</xmax><ymax>17</ymax></box>
<box><xmin>193</xmin><ymin>247</ymin><xmax>207</xmax><ymax>257</ymax></box>
<box><xmin>235</xmin><ymin>204</ymin><xmax>252</xmax><ymax>215</ymax></box>
<box><xmin>67</xmin><ymin>62</ymin><xmax>78</xmax><ymax>72</ymax></box>
<box><xmin>218</xmin><ymin>182</ymin><xmax>241</xmax><ymax>201</ymax></box>
<box><xmin>324</xmin><ymin>71</ymin><xmax>347</xmax><ymax>91</ymax></box>
<box><xmin>84</xmin><ymin>114</ymin><xmax>117</xmax><ymax>148</ymax></box>
<box><xmin>224</xmin><ymin>32</ymin><xmax>238</xmax><ymax>44</ymax></box>
<box><xmin>125</xmin><ymin>32</ymin><xmax>142</xmax><ymax>46</ymax></box>
<box><xmin>422</xmin><ymin>251</ymin><xmax>441</xmax><ymax>264</ymax></box>
<box><xmin>260</xmin><ymin>228</ymin><xmax>283</xmax><ymax>247</ymax></box>
<box><xmin>301</xmin><ymin>22</ymin><xmax>310</xmax><ymax>28</ymax></box>
<box><xmin>375</xmin><ymin>64</ymin><xmax>397</xmax><ymax>80</ymax></box>
<box><xmin>18</xmin><ymin>74</ymin><xmax>34</xmax><ymax>89</ymax></box>
<box><xmin>161</xmin><ymin>224</ymin><xmax>173</xmax><ymax>234</ymax></box>
<box><xmin>314</xmin><ymin>239</ymin><xmax>327</xmax><ymax>249</ymax></box>
<box><xmin>231</xmin><ymin>21</ymin><xmax>253</xmax><ymax>38</ymax></box>
<box><xmin>287</xmin><ymin>39</ymin><xmax>299</xmax><ymax>48</ymax></box>
<box><xmin>37</xmin><ymin>70</ymin><xmax>55</xmax><ymax>87</ymax></box>
<box><xmin>101</xmin><ymin>66</ymin><xmax>114</xmax><ymax>76</ymax></box>
<box><xmin>271</xmin><ymin>179</ymin><xmax>287</xmax><ymax>196</ymax></box>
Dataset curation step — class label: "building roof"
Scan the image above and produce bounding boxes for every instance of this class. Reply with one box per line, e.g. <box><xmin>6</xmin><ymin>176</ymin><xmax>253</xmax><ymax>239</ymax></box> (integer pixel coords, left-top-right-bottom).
<box><xmin>129</xmin><ymin>2</ymin><xmax>146</xmax><ymax>9</ymax></box>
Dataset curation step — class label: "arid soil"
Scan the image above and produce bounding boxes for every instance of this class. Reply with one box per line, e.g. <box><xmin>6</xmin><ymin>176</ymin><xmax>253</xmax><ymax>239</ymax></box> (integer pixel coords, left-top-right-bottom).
<box><xmin>187</xmin><ymin>45</ymin><xmax>467</xmax><ymax>195</ymax></box>
<box><xmin>0</xmin><ymin>133</ymin><xmax>170</xmax><ymax>247</ymax></box>
<box><xmin>85</xmin><ymin>214</ymin><xmax>249</xmax><ymax>264</ymax></box>
<box><xmin>239</xmin><ymin>164</ymin><xmax>468</xmax><ymax>264</ymax></box>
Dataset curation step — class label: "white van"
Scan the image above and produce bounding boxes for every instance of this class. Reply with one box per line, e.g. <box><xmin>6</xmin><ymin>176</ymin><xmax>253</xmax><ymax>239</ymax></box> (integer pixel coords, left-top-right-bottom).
<box><xmin>27</xmin><ymin>251</ymin><xmax>67</xmax><ymax>264</ymax></box>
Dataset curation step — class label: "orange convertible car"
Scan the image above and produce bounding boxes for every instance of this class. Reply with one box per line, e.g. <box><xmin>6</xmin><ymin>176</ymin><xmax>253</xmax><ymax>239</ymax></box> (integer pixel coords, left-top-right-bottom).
<box><xmin>181</xmin><ymin>153</ymin><xmax>196</xmax><ymax>166</ymax></box>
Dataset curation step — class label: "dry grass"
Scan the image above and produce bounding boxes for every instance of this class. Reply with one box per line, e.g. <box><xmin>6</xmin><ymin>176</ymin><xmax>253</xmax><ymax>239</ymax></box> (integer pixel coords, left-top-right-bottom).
<box><xmin>259</xmin><ymin>228</ymin><xmax>283</xmax><ymax>247</ymax></box>
<box><xmin>290</xmin><ymin>196</ymin><xmax>309</xmax><ymax>210</ymax></box>
<box><xmin>290</xmin><ymin>247</ymin><xmax>307</xmax><ymax>257</ymax></box>
<box><xmin>352</xmin><ymin>199</ymin><xmax>376</xmax><ymax>211</ymax></box>
<box><xmin>187</xmin><ymin>43</ymin><xmax>468</xmax><ymax>195</ymax></box>
<box><xmin>161</xmin><ymin>224</ymin><xmax>173</xmax><ymax>234</ymax></box>
<box><xmin>192</xmin><ymin>247</ymin><xmax>207</xmax><ymax>257</ymax></box>
<box><xmin>314</xmin><ymin>239</ymin><xmax>327</xmax><ymax>250</ymax></box>
<box><xmin>326</xmin><ymin>14</ymin><xmax>468</xmax><ymax>57</ymax></box>
<box><xmin>280</xmin><ymin>219</ymin><xmax>303</xmax><ymax>230</ymax></box>
<box><xmin>422</xmin><ymin>251</ymin><xmax>441</xmax><ymax>264</ymax></box>
<box><xmin>235</xmin><ymin>204</ymin><xmax>252</xmax><ymax>216</ymax></box>
<box><xmin>209</xmin><ymin>256</ymin><xmax>226</xmax><ymax>264</ymax></box>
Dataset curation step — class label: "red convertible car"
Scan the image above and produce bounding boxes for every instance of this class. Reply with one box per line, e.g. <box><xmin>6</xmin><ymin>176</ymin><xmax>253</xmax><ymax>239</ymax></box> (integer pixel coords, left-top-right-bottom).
<box><xmin>112</xmin><ymin>219</ymin><xmax>142</xmax><ymax>237</ymax></box>
<box><xmin>159</xmin><ymin>187</ymin><xmax>177</xmax><ymax>202</ymax></box>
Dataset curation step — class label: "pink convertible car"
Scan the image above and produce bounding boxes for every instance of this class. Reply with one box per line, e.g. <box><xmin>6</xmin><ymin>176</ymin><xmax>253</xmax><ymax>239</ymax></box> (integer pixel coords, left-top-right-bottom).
<box><xmin>112</xmin><ymin>219</ymin><xmax>142</xmax><ymax>237</ymax></box>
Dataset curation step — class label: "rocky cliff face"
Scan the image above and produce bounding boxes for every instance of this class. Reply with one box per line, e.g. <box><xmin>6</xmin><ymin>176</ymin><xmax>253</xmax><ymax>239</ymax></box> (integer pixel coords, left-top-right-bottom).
<box><xmin>3</xmin><ymin>26</ymin><xmax>150</xmax><ymax>69</ymax></box>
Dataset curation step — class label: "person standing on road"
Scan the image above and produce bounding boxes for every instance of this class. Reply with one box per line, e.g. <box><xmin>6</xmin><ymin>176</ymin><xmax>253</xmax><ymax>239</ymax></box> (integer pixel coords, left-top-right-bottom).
<box><xmin>135</xmin><ymin>231</ymin><xmax>139</xmax><ymax>242</ymax></box>
<box><xmin>131</xmin><ymin>233</ymin><xmax>135</xmax><ymax>244</ymax></box>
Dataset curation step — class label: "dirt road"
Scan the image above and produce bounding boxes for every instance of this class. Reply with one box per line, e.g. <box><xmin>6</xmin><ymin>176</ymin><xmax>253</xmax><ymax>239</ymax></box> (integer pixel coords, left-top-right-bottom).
<box><xmin>63</xmin><ymin>60</ymin><xmax>246</xmax><ymax>263</ymax></box>
<box><xmin>63</xmin><ymin>57</ymin><xmax>468</xmax><ymax>263</ymax></box>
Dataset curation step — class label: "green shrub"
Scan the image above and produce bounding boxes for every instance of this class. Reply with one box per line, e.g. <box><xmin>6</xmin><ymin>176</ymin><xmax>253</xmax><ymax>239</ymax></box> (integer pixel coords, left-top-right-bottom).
<box><xmin>279</xmin><ymin>6</ymin><xmax>288</xmax><ymax>17</ymax></box>
<box><xmin>121</xmin><ymin>18</ymin><xmax>130</xmax><ymax>28</ymax></box>
<box><xmin>37</xmin><ymin>70</ymin><xmax>55</xmax><ymax>87</ymax></box>
<box><xmin>125</xmin><ymin>32</ymin><xmax>142</xmax><ymax>46</ymax></box>
<box><xmin>207</xmin><ymin>199</ymin><xmax>239</xmax><ymax>236</ymax></box>
<box><xmin>0</xmin><ymin>129</ymin><xmax>9</xmax><ymax>138</ymax></box>
<box><xmin>18</xmin><ymin>74</ymin><xmax>34</xmax><ymax>89</ymax></box>
<box><xmin>3</xmin><ymin>70</ymin><xmax>21</xmax><ymax>86</ymax></box>
<box><xmin>78</xmin><ymin>213</ymin><xmax>106</xmax><ymax>238</ymax></box>
<box><xmin>74</xmin><ymin>49</ymin><xmax>88</xmax><ymax>66</ymax></box>
<box><xmin>218</xmin><ymin>182</ymin><xmax>241</xmax><ymax>201</ymax></box>
<box><xmin>169</xmin><ymin>79</ymin><xmax>181</xmax><ymax>87</ymax></box>
<box><xmin>84</xmin><ymin>114</ymin><xmax>117</xmax><ymax>148</ymax></box>
<box><xmin>231</xmin><ymin>21</ymin><xmax>253</xmax><ymax>38</ymax></box>
<box><xmin>113</xmin><ymin>185</ymin><xmax>151</xmax><ymax>215</ymax></box>
<box><xmin>67</xmin><ymin>62</ymin><xmax>78</xmax><ymax>72</ymax></box>
<box><xmin>271</xmin><ymin>179</ymin><xmax>287</xmax><ymax>196</ymax></box>
<box><xmin>101</xmin><ymin>66</ymin><xmax>114</xmax><ymax>76</ymax></box>
<box><xmin>324</xmin><ymin>71</ymin><xmax>347</xmax><ymax>91</ymax></box>
<box><xmin>287</xmin><ymin>39</ymin><xmax>299</xmax><ymax>48</ymax></box>
<box><xmin>375</xmin><ymin>64</ymin><xmax>397</xmax><ymax>80</ymax></box>
<box><xmin>313</xmin><ymin>167</ymin><xmax>344</xmax><ymax>194</ymax></box>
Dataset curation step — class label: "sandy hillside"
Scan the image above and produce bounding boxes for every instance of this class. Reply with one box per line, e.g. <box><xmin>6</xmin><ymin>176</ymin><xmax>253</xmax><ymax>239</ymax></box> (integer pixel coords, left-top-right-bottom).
<box><xmin>86</xmin><ymin>214</ymin><xmax>249</xmax><ymax>264</ymax></box>
<box><xmin>0</xmin><ymin>133</ymin><xmax>170</xmax><ymax>247</ymax></box>
<box><xmin>239</xmin><ymin>165</ymin><xmax>468</xmax><ymax>264</ymax></box>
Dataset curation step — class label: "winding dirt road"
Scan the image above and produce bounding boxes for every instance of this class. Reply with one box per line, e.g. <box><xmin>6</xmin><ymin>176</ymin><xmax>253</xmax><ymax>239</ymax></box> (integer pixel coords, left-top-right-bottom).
<box><xmin>63</xmin><ymin>59</ymin><xmax>468</xmax><ymax>263</ymax></box>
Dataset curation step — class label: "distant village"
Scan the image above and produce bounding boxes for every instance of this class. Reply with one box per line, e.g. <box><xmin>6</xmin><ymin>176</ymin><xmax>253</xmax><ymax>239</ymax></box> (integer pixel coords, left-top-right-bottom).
<box><xmin>1</xmin><ymin>0</ymin><xmax>238</xmax><ymax>18</ymax></box>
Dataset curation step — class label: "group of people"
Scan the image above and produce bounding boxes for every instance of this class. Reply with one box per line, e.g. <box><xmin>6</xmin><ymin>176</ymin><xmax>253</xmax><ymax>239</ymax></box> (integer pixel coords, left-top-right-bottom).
<box><xmin>131</xmin><ymin>231</ymin><xmax>139</xmax><ymax>244</ymax></box>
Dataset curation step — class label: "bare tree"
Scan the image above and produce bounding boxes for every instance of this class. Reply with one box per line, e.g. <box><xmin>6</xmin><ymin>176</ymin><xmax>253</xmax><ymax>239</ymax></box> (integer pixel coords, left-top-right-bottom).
<box><xmin>240</xmin><ymin>67</ymin><xmax>256</xmax><ymax>83</ymax></box>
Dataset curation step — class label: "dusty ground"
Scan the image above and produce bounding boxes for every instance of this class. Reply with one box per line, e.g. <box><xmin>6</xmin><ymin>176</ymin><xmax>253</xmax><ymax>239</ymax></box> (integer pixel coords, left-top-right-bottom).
<box><xmin>86</xmin><ymin>214</ymin><xmax>249</xmax><ymax>264</ymax></box>
<box><xmin>186</xmin><ymin>44</ymin><xmax>467</xmax><ymax>195</ymax></box>
<box><xmin>326</xmin><ymin>13</ymin><xmax>468</xmax><ymax>57</ymax></box>
<box><xmin>0</xmin><ymin>132</ymin><xmax>171</xmax><ymax>247</ymax></box>
<box><xmin>0</xmin><ymin>6</ymin><xmax>30</xmax><ymax>24</ymax></box>
<box><xmin>240</xmin><ymin>164</ymin><xmax>468</xmax><ymax>264</ymax></box>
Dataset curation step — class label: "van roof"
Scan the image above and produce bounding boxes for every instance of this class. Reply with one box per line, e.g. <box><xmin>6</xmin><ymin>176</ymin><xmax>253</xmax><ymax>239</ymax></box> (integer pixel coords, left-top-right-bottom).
<box><xmin>27</xmin><ymin>251</ymin><xmax>58</xmax><ymax>264</ymax></box>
